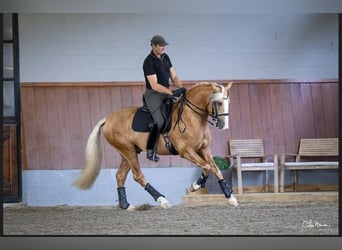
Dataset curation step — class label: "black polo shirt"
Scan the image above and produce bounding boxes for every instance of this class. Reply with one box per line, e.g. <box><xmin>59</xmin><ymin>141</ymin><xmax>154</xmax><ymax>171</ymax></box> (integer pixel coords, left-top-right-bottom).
<box><xmin>143</xmin><ymin>51</ymin><xmax>173</xmax><ymax>89</ymax></box>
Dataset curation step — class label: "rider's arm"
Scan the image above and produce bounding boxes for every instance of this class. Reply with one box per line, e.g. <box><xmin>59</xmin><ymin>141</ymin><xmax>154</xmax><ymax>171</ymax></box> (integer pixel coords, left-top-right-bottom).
<box><xmin>170</xmin><ymin>67</ymin><xmax>183</xmax><ymax>88</ymax></box>
<box><xmin>146</xmin><ymin>74</ymin><xmax>173</xmax><ymax>95</ymax></box>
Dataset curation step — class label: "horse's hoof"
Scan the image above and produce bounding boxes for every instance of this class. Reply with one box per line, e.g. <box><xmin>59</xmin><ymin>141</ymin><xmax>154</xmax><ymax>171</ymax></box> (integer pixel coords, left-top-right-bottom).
<box><xmin>157</xmin><ymin>196</ymin><xmax>172</xmax><ymax>209</ymax></box>
<box><xmin>228</xmin><ymin>195</ymin><xmax>239</xmax><ymax>207</ymax></box>
<box><xmin>187</xmin><ymin>182</ymin><xmax>201</xmax><ymax>193</ymax></box>
<box><xmin>161</xmin><ymin>202</ymin><xmax>172</xmax><ymax>209</ymax></box>
<box><xmin>127</xmin><ymin>205</ymin><xmax>136</xmax><ymax>211</ymax></box>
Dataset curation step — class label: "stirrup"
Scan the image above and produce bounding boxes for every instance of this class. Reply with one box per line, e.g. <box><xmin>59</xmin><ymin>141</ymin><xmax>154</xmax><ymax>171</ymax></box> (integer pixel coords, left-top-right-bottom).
<box><xmin>147</xmin><ymin>150</ymin><xmax>159</xmax><ymax>162</ymax></box>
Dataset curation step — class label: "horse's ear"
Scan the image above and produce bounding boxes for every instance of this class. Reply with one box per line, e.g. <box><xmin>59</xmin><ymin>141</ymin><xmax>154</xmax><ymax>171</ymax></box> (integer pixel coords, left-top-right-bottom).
<box><xmin>225</xmin><ymin>81</ymin><xmax>233</xmax><ymax>91</ymax></box>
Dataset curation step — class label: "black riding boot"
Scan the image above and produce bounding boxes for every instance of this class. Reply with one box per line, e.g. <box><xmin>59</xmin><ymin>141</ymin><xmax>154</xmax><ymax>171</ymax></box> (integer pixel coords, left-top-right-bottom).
<box><xmin>146</xmin><ymin>122</ymin><xmax>160</xmax><ymax>162</ymax></box>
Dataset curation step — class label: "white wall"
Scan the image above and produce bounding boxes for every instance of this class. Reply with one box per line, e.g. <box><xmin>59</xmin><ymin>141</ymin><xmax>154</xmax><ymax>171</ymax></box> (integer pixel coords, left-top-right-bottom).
<box><xmin>19</xmin><ymin>13</ymin><xmax>338</xmax><ymax>82</ymax></box>
<box><xmin>22</xmin><ymin>168</ymin><xmax>203</xmax><ymax>206</ymax></box>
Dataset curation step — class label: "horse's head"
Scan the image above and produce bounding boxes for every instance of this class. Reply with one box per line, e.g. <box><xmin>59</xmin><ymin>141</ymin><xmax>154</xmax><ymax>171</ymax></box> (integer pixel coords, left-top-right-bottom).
<box><xmin>209</xmin><ymin>82</ymin><xmax>233</xmax><ymax>130</ymax></box>
<box><xmin>184</xmin><ymin>82</ymin><xmax>233</xmax><ymax>130</ymax></box>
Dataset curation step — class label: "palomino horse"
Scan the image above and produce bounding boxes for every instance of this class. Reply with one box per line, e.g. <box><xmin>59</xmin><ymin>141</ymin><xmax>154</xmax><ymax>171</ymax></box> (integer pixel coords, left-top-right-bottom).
<box><xmin>73</xmin><ymin>82</ymin><xmax>238</xmax><ymax>209</ymax></box>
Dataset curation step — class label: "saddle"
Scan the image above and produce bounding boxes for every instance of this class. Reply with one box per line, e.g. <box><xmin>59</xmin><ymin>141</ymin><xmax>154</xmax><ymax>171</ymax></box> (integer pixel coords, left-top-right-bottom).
<box><xmin>132</xmin><ymin>97</ymin><xmax>178</xmax><ymax>155</ymax></box>
<box><xmin>132</xmin><ymin>97</ymin><xmax>173</xmax><ymax>134</ymax></box>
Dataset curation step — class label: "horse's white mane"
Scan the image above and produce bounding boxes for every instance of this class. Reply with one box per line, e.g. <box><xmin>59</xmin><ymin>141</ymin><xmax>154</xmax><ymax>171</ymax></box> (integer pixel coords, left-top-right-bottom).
<box><xmin>194</xmin><ymin>81</ymin><xmax>217</xmax><ymax>86</ymax></box>
<box><xmin>191</xmin><ymin>82</ymin><xmax>226</xmax><ymax>102</ymax></box>
<box><xmin>211</xmin><ymin>91</ymin><xmax>225</xmax><ymax>102</ymax></box>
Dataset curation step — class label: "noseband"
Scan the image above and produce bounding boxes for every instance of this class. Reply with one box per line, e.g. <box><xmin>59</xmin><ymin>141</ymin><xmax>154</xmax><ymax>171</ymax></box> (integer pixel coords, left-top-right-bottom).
<box><xmin>211</xmin><ymin>96</ymin><xmax>230</xmax><ymax>124</ymax></box>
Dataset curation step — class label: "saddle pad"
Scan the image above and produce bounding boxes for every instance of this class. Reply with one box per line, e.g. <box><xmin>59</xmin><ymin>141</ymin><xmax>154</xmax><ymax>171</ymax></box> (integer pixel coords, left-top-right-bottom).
<box><xmin>132</xmin><ymin>97</ymin><xmax>174</xmax><ymax>133</ymax></box>
<box><xmin>132</xmin><ymin>108</ymin><xmax>153</xmax><ymax>132</ymax></box>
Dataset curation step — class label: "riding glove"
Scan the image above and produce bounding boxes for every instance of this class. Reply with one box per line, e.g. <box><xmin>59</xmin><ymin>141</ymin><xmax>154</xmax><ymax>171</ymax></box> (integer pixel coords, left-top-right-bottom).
<box><xmin>172</xmin><ymin>87</ymin><xmax>187</xmax><ymax>97</ymax></box>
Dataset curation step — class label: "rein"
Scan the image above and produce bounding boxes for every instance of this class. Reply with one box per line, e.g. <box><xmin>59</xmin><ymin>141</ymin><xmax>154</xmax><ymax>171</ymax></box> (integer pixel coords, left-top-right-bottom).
<box><xmin>173</xmin><ymin>94</ymin><xmax>229</xmax><ymax>133</ymax></box>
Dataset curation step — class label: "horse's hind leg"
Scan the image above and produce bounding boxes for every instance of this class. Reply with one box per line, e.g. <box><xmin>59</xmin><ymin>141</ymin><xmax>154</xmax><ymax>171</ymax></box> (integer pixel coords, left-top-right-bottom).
<box><xmin>121</xmin><ymin>151</ymin><xmax>171</xmax><ymax>209</ymax></box>
<box><xmin>116</xmin><ymin>157</ymin><xmax>135</xmax><ymax>210</ymax></box>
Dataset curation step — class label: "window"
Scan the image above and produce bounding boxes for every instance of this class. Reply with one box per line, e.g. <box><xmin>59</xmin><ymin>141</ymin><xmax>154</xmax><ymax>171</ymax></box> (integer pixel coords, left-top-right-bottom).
<box><xmin>2</xmin><ymin>13</ymin><xmax>19</xmax><ymax>124</ymax></box>
<box><xmin>2</xmin><ymin>13</ymin><xmax>21</xmax><ymax>202</ymax></box>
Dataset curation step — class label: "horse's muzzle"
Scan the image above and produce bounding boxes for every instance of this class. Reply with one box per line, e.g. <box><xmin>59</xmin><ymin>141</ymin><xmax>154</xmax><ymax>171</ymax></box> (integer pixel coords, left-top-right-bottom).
<box><xmin>216</xmin><ymin>119</ymin><xmax>225</xmax><ymax>129</ymax></box>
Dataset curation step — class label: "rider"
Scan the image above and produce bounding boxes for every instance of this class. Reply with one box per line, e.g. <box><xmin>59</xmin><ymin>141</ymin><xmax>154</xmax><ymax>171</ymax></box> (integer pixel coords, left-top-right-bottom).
<box><xmin>143</xmin><ymin>34</ymin><xmax>186</xmax><ymax>162</ymax></box>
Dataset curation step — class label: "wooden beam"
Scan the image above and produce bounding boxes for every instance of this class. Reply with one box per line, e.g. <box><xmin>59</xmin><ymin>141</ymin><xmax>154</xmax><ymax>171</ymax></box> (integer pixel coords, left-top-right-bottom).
<box><xmin>182</xmin><ymin>191</ymin><xmax>338</xmax><ymax>206</ymax></box>
<box><xmin>20</xmin><ymin>79</ymin><xmax>338</xmax><ymax>88</ymax></box>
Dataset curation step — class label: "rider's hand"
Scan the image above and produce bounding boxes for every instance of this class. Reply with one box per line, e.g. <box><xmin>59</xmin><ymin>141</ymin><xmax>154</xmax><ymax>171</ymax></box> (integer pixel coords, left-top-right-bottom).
<box><xmin>172</xmin><ymin>87</ymin><xmax>187</xmax><ymax>97</ymax></box>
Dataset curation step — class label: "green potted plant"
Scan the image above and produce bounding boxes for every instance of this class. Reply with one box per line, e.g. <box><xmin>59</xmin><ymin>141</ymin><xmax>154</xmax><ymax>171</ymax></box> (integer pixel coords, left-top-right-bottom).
<box><xmin>202</xmin><ymin>156</ymin><xmax>232</xmax><ymax>194</ymax></box>
<box><xmin>213</xmin><ymin>156</ymin><xmax>229</xmax><ymax>170</ymax></box>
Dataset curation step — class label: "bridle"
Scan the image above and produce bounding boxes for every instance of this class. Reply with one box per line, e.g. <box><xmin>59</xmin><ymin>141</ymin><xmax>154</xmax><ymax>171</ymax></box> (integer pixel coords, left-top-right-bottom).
<box><xmin>173</xmin><ymin>92</ymin><xmax>230</xmax><ymax>133</ymax></box>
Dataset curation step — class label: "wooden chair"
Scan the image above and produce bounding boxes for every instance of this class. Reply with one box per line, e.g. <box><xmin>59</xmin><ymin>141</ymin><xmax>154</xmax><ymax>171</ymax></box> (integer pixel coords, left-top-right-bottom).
<box><xmin>227</xmin><ymin>139</ymin><xmax>278</xmax><ymax>194</ymax></box>
<box><xmin>280</xmin><ymin>138</ymin><xmax>338</xmax><ymax>192</ymax></box>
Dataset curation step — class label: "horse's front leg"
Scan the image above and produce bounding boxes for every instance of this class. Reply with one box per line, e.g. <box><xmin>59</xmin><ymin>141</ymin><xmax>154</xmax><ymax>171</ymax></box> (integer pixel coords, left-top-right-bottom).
<box><xmin>199</xmin><ymin>148</ymin><xmax>238</xmax><ymax>207</ymax></box>
<box><xmin>183</xmin><ymin>148</ymin><xmax>238</xmax><ymax>207</ymax></box>
<box><xmin>182</xmin><ymin>148</ymin><xmax>213</xmax><ymax>192</ymax></box>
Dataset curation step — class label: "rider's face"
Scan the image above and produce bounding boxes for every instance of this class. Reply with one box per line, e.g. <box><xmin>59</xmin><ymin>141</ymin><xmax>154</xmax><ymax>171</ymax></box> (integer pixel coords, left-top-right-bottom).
<box><xmin>152</xmin><ymin>44</ymin><xmax>165</xmax><ymax>57</ymax></box>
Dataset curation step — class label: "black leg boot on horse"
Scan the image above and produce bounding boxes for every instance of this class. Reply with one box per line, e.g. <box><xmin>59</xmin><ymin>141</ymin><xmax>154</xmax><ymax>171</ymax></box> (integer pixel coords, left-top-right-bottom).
<box><xmin>145</xmin><ymin>183</ymin><xmax>171</xmax><ymax>209</ymax></box>
<box><xmin>117</xmin><ymin>186</ymin><xmax>130</xmax><ymax>209</ymax></box>
<box><xmin>146</xmin><ymin>122</ymin><xmax>160</xmax><ymax>162</ymax></box>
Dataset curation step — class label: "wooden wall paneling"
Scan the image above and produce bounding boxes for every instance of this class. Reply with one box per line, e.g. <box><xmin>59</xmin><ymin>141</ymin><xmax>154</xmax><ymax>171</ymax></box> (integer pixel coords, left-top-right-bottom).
<box><xmin>66</xmin><ymin>87</ymin><xmax>84</xmax><ymax>169</ymax></box>
<box><xmin>110</xmin><ymin>87</ymin><xmax>123</xmax><ymax>114</ymax></box>
<box><xmin>330</xmin><ymin>82</ymin><xmax>340</xmax><ymax>131</ymax></box>
<box><xmin>45</xmin><ymin>87</ymin><xmax>62</xmax><ymax>169</ymax></box>
<box><xmin>157</xmin><ymin>155</ymin><xmax>171</xmax><ymax>167</ymax></box>
<box><xmin>249</xmin><ymin>84</ymin><xmax>264</xmax><ymax>140</ymax></box>
<box><xmin>77</xmin><ymin>87</ymin><xmax>93</xmax><ymax>169</ymax></box>
<box><xmin>279</xmin><ymin>83</ymin><xmax>297</xmax><ymax>153</ymax></box>
<box><xmin>258</xmin><ymin>84</ymin><xmax>275</xmax><ymax>154</ymax></box>
<box><xmin>227</xmin><ymin>82</ymin><xmax>241</xmax><ymax>140</ymax></box>
<box><xmin>140</xmin><ymin>154</ymin><xmax>171</xmax><ymax>168</ymax></box>
<box><xmin>20</xmin><ymin>80</ymin><xmax>339</xmax><ymax>170</ymax></box>
<box><xmin>269</xmin><ymin>84</ymin><xmax>286</xmax><ymax>154</ymax></box>
<box><xmin>290</xmin><ymin>83</ymin><xmax>305</xmax><ymax>151</ymax></box>
<box><xmin>54</xmin><ymin>88</ymin><xmax>73</xmax><ymax>170</ymax></box>
<box><xmin>311</xmin><ymin>83</ymin><xmax>326</xmax><ymax>138</ymax></box>
<box><xmin>330</xmin><ymin>83</ymin><xmax>338</xmax><ymax>134</ymax></box>
<box><xmin>131</xmin><ymin>85</ymin><xmax>144</xmax><ymax>107</ymax></box>
<box><xmin>34</xmin><ymin>87</ymin><xmax>50</xmax><ymax>170</ymax></box>
<box><xmin>87</xmin><ymin>87</ymin><xmax>103</xmax><ymax>127</ymax></box>
<box><xmin>21</xmin><ymin>86</ymin><xmax>38</xmax><ymax>170</ymax></box>
<box><xmin>237</xmin><ymin>84</ymin><xmax>253</xmax><ymax>139</ymax></box>
<box><xmin>321</xmin><ymin>83</ymin><xmax>338</xmax><ymax>137</ymax></box>
<box><xmin>299</xmin><ymin>83</ymin><xmax>315</xmax><ymax>138</ymax></box>
<box><xmin>171</xmin><ymin>155</ymin><xmax>193</xmax><ymax>168</ymax></box>
<box><xmin>21</xmin><ymin>111</ymin><xmax>28</xmax><ymax>171</ymax></box>
<box><xmin>120</xmin><ymin>86</ymin><xmax>133</xmax><ymax>108</ymax></box>
<box><xmin>208</xmin><ymin>123</ymin><xmax>228</xmax><ymax>157</ymax></box>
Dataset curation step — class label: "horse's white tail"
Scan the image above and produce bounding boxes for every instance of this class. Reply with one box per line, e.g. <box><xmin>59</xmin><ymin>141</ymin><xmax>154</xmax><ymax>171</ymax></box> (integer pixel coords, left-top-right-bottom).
<box><xmin>73</xmin><ymin>118</ymin><xmax>106</xmax><ymax>189</ymax></box>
